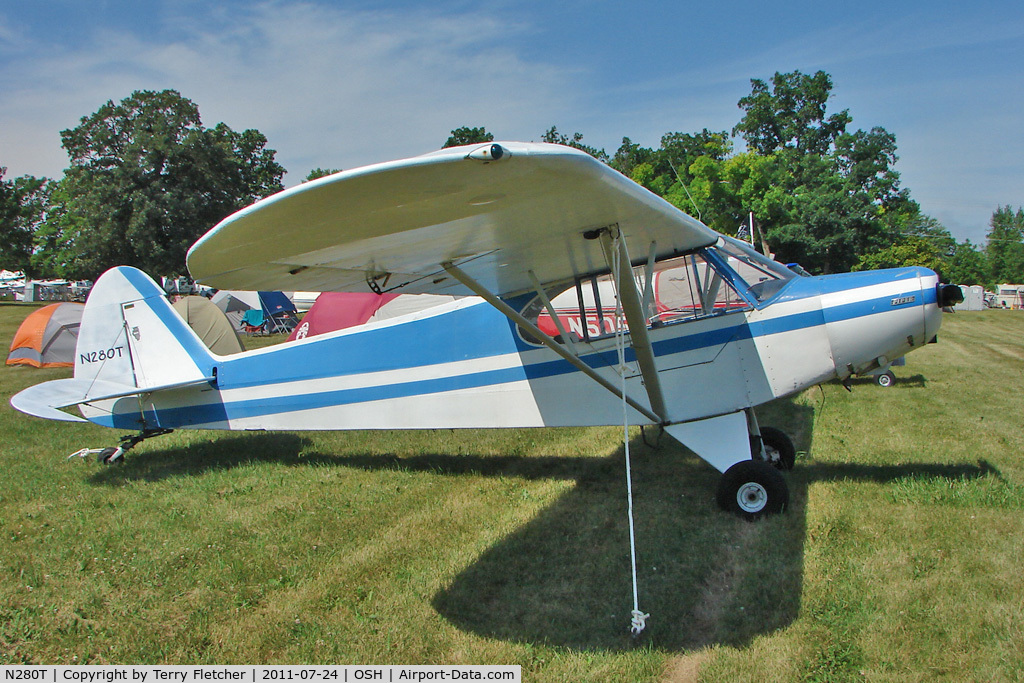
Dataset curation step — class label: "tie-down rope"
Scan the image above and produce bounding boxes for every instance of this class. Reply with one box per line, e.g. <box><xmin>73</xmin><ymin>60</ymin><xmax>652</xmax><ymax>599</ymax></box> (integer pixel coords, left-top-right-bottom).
<box><xmin>609</xmin><ymin>232</ymin><xmax>650</xmax><ymax>637</ymax></box>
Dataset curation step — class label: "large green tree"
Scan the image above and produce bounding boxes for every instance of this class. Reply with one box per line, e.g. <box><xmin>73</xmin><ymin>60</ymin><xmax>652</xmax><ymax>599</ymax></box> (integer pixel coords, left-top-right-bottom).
<box><xmin>945</xmin><ymin>240</ymin><xmax>988</xmax><ymax>286</ymax></box>
<box><xmin>603</xmin><ymin>71</ymin><xmax>917</xmax><ymax>274</ymax></box>
<box><xmin>770</xmin><ymin>159</ymin><xmax>893</xmax><ymax>273</ymax></box>
<box><xmin>725</xmin><ymin>71</ymin><xmax>914</xmax><ymax>272</ymax></box>
<box><xmin>684</xmin><ymin>151</ymin><xmax>790</xmax><ymax>234</ymax></box>
<box><xmin>0</xmin><ymin>168</ymin><xmax>31</xmax><ymax>273</ymax></box>
<box><xmin>854</xmin><ymin>234</ymin><xmax>945</xmax><ymax>273</ymax></box>
<box><xmin>35</xmin><ymin>90</ymin><xmax>285</xmax><ymax>278</ymax></box>
<box><xmin>613</xmin><ymin>130</ymin><xmax>732</xmax><ymax>203</ymax></box>
<box><xmin>986</xmin><ymin>205</ymin><xmax>1024</xmax><ymax>284</ymax></box>
<box><xmin>733</xmin><ymin>70</ymin><xmax>851</xmax><ymax>157</ymax></box>
<box><xmin>0</xmin><ymin>169</ymin><xmax>50</xmax><ymax>277</ymax></box>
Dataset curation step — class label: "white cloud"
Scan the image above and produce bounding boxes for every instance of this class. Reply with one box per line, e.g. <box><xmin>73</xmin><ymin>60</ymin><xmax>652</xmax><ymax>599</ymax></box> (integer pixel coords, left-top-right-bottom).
<box><xmin>0</xmin><ymin>2</ymin><xmax>580</xmax><ymax>182</ymax></box>
<box><xmin>2</xmin><ymin>0</ymin><xmax>1020</xmax><ymax>243</ymax></box>
<box><xmin>605</xmin><ymin>11</ymin><xmax>1024</xmax><ymax>242</ymax></box>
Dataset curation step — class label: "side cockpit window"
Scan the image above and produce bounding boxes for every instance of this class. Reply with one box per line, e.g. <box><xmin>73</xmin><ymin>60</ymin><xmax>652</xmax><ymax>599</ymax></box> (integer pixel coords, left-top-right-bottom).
<box><xmin>649</xmin><ymin>253</ymin><xmax>749</xmax><ymax>326</ymax></box>
<box><xmin>519</xmin><ymin>277</ymin><xmax>624</xmax><ymax>344</ymax></box>
<box><xmin>517</xmin><ymin>250</ymin><xmax>752</xmax><ymax>345</ymax></box>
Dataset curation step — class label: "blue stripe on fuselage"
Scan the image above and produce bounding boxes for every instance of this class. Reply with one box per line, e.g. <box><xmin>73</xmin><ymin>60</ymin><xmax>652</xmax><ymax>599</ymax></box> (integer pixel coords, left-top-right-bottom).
<box><xmin>135</xmin><ymin>268</ymin><xmax>931</xmax><ymax>426</ymax></box>
<box><xmin>218</xmin><ymin>301</ymin><xmax>523</xmax><ymax>390</ymax></box>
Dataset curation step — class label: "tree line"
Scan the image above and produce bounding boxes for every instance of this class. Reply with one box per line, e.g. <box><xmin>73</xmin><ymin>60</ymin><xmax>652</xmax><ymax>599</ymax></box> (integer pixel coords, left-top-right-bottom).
<box><xmin>2</xmin><ymin>72</ymin><xmax>1022</xmax><ymax>286</ymax></box>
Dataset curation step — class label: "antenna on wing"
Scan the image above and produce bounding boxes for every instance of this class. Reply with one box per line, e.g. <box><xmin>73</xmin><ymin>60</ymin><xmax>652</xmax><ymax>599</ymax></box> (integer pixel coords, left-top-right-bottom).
<box><xmin>667</xmin><ymin>158</ymin><xmax>701</xmax><ymax>223</ymax></box>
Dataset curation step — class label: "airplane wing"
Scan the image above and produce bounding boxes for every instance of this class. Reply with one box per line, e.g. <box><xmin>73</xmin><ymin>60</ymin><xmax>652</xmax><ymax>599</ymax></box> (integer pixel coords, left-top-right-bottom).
<box><xmin>187</xmin><ymin>142</ymin><xmax>718</xmax><ymax>297</ymax></box>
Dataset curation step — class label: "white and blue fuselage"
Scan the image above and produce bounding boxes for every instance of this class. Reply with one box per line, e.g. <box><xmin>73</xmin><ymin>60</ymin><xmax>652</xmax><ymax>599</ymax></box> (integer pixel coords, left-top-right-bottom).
<box><xmin>69</xmin><ymin>257</ymin><xmax>941</xmax><ymax>441</ymax></box>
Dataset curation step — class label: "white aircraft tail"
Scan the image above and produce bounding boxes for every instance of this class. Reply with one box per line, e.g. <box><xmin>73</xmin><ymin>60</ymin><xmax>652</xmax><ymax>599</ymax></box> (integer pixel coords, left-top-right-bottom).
<box><xmin>11</xmin><ymin>266</ymin><xmax>216</xmax><ymax>423</ymax></box>
<box><xmin>75</xmin><ymin>266</ymin><xmax>215</xmax><ymax>389</ymax></box>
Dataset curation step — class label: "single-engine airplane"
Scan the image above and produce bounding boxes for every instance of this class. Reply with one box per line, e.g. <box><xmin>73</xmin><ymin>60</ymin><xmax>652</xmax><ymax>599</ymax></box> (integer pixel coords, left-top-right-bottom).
<box><xmin>11</xmin><ymin>142</ymin><xmax>964</xmax><ymax>519</ymax></box>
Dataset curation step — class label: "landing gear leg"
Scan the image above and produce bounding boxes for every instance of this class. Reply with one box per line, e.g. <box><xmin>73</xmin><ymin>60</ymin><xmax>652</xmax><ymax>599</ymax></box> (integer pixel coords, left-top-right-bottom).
<box><xmin>69</xmin><ymin>428</ymin><xmax>174</xmax><ymax>464</ymax></box>
<box><xmin>746</xmin><ymin>410</ymin><xmax>796</xmax><ymax>471</ymax></box>
<box><xmin>662</xmin><ymin>411</ymin><xmax>791</xmax><ymax>517</ymax></box>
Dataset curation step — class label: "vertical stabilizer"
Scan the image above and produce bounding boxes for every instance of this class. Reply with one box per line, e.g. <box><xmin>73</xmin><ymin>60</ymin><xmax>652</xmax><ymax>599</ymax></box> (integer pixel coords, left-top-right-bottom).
<box><xmin>75</xmin><ymin>267</ymin><xmax>214</xmax><ymax>390</ymax></box>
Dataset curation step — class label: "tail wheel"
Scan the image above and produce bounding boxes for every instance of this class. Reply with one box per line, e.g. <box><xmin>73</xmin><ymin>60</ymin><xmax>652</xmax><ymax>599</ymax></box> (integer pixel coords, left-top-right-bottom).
<box><xmin>717</xmin><ymin>460</ymin><xmax>789</xmax><ymax>519</ymax></box>
<box><xmin>757</xmin><ymin>426</ymin><xmax>796</xmax><ymax>471</ymax></box>
<box><xmin>96</xmin><ymin>447</ymin><xmax>122</xmax><ymax>465</ymax></box>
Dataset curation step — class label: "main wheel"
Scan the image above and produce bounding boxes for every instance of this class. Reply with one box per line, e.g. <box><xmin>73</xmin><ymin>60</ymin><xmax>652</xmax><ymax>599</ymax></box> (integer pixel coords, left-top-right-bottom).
<box><xmin>758</xmin><ymin>426</ymin><xmax>796</xmax><ymax>471</ymax></box>
<box><xmin>716</xmin><ymin>460</ymin><xmax>789</xmax><ymax>519</ymax></box>
<box><xmin>876</xmin><ymin>371</ymin><xmax>895</xmax><ymax>387</ymax></box>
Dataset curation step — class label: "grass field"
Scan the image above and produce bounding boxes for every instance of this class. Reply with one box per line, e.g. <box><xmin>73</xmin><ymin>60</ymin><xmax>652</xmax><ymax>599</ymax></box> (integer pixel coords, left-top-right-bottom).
<box><xmin>2</xmin><ymin>302</ymin><xmax>1023</xmax><ymax>681</ymax></box>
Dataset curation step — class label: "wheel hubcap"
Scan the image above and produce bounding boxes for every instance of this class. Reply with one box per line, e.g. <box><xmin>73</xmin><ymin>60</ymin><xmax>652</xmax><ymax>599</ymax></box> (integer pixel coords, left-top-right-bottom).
<box><xmin>736</xmin><ymin>482</ymin><xmax>768</xmax><ymax>513</ymax></box>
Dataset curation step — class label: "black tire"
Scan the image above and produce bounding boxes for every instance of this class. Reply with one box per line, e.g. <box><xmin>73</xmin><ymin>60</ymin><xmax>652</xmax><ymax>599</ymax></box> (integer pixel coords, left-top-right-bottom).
<box><xmin>716</xmin><ymin>460</ymin><xmax>789</xmax><ymax>519</ymax></box>
<box><xmin>96</xmin><ymin>447</ymin><xmax>119</xmax><ymax>464</ymax></box>
<box><xmin>758</xmin><ymin>426</ymin><xmax>796</xmax><ymax>471</ymax></box>
<box><xmin>876</xmin><ymin>371</ymin><xmax>895</xmax><ymax>388</ymax></box>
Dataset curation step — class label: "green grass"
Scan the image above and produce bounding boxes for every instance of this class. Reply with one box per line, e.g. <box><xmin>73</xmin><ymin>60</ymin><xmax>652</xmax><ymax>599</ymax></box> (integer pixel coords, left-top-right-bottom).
<box><xmin>2</xmin><ymin>302</ymin><xmax>1023</xmax><ymax>681</ymax></box>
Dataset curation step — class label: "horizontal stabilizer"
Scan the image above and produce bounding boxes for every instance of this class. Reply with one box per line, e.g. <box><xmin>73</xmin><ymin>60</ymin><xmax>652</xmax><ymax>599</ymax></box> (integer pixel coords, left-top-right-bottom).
<box><xmin>11</xmin><ymin>378</ymin><xmax>134</xmax><ymax>422</ymax></box>
<box><xmin>10</xmin><ymin>376</ymin><xmax>215</xmax><ymax>423</ymax></box>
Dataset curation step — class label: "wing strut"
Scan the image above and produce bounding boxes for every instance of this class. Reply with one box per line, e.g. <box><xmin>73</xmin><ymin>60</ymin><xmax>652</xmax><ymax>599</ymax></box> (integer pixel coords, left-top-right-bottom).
<box><xmin>599</xmin><ymin>228</ymin><xmax>670</xmax><ymax>422</ymax></box>
<box><xmin>528</xmin><ymin>269</ymin><xmax>580</xmax><ymax>358</ymax></box>
<box><xmin>441</xmin><ymin>262</ymin><xmax>662</xmax><ymax>425</ymax></box>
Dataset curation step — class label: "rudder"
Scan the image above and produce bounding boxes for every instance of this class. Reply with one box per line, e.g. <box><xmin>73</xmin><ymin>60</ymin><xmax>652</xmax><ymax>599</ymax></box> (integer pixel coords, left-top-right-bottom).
<box><xmin>76</xmin><ymin>266</ymin><xmax>215</xmax><ymax>390</ymax></box>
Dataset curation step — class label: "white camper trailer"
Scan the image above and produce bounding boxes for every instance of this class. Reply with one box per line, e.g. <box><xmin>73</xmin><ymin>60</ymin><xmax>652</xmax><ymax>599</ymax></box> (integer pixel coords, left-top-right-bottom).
<box><xmin>994</xmin><ymin>284</ymin><xmax>1024</xmax><ymax>309</ymax></box>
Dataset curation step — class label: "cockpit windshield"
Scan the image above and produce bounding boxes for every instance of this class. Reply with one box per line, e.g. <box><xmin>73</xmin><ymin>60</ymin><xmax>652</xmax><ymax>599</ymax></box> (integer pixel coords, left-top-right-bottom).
<box><xmin>709</xmin><ymin>235</ymin><xmax>795</xmax><ymax>302</ymax></box>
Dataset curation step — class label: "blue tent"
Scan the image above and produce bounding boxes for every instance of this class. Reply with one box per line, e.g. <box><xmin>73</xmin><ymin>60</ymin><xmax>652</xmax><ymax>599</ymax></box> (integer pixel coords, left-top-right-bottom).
<box><xmin>212</xmin><ymin>290</ymin><xmax>298</xmax><ymax>335</ymax></box>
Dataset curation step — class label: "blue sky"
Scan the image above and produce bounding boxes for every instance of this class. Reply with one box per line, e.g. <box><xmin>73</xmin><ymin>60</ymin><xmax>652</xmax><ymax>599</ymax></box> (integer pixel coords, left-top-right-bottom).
<box><xmin>1</xmin><ymin>0</ymin><xmax>1021</xmax><ymax>243</ymax></box>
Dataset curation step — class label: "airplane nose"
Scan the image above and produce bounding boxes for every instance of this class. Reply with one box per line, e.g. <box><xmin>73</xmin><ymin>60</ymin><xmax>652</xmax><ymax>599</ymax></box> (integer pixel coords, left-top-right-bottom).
<box><xmin>937</xmin><ymin>283</ymin><xmax>964</xmax><ymax>308</ymax></box>
<box><xmin>820</xmin><ymin>266</ymin><xmax>943</xmax><ymax>379</ymax></box>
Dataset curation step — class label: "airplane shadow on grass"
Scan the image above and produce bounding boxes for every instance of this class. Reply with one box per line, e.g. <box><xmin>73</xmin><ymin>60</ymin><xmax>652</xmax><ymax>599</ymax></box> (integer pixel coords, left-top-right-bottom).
<box><xmin>87</xmin><ymin>400</ymin><xmax>998</xmax><ymax>652</ymax></box>
<box><xmin>85</xmin><ymin>432</ymin><xmax>318</xmax><ymax>484</ymax></box>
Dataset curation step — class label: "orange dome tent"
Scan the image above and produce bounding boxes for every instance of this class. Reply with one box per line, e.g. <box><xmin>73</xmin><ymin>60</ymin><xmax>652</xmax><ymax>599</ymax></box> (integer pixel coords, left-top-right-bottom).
<box><xmin>6</xmin><ymin>302</ymin><xmax>84</xmax><ymax>368</ymax></box>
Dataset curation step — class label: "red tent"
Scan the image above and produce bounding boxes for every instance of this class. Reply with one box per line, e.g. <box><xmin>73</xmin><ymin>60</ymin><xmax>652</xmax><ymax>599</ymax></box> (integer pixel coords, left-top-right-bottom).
<box><xmin>287</xmin><ymin>293</ymin><xmax>399</xmax><ymax>341</ymax></box>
